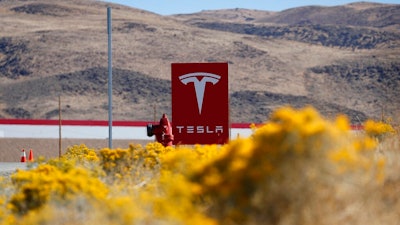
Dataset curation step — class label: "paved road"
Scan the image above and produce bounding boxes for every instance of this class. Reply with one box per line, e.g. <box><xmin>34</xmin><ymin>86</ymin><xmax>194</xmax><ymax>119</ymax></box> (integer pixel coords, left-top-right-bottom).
<box><xmin>0</xmin><ymin>163</ymin><xmax>28</xmax><ymax>176</ymax></box>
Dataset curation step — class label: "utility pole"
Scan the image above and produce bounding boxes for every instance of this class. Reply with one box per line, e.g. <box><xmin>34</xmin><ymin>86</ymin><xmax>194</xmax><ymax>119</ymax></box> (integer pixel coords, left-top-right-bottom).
<box><xmin>107</xmin><ymin>7</ymin><xmax>113</xmax><ymax>149</ymax></box>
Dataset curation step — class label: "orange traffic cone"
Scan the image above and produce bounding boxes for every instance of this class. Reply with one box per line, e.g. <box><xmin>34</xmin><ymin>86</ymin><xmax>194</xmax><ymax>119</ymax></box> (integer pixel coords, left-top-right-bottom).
<box><xmin>20</xmin><ymin>149</ymin><xmax>26</xmax><ymax>162</ymax></box>
<box><xmin>28</xmin><ymin>149</ymin><xmax>34</xmax><ymax>162</ymax></box>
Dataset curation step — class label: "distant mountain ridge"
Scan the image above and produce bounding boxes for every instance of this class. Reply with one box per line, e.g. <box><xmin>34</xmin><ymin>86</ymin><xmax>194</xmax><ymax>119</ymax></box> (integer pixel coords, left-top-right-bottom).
<box><xmin>0</xmin><ymin>0</ymin><xmax>399</xmax><ymax>124</ymax></box>
<box><xmin>174</xmin><ymin>2</ymin><xmax>400</xmax><ymax>29</ymax></box>
<box><xmin>257</xmin><ymin>2</ymin><xmax>400</xmax><ymax>28</ymax></box>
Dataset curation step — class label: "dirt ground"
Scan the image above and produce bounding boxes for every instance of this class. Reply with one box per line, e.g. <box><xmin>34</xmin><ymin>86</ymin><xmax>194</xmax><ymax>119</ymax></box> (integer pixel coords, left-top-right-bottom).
<box><xmin>0</xmin><ymin>138</ymin><xmax>152</xmax><ymax>162</ymax></box>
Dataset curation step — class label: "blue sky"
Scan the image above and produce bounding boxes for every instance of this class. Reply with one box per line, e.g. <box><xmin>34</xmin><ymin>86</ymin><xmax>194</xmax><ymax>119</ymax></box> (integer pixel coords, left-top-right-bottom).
<box><xmin>106</xmin><ymin>0</ymin><xmax>399</xmax><ymax>15</ymax></box>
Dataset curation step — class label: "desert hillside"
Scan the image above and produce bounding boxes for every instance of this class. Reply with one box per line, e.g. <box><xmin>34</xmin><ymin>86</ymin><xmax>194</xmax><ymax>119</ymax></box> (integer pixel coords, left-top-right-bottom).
<box><xmin>0</xmin><ymin>0</ymin><xmax>399</xmax><ymax>123</ymax></box>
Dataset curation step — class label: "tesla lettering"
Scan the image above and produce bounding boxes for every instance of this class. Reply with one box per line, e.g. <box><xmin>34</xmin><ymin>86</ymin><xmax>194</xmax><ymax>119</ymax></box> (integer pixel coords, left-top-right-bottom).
<box><xmin>179</xmin><ymin>73</ymin><xmax>221</xmax><ymax>114</ymax></box>
<box><xmin>176</xmin><ymin>125</ymin><xmax>224</xmax><ymax>134</ymax></box>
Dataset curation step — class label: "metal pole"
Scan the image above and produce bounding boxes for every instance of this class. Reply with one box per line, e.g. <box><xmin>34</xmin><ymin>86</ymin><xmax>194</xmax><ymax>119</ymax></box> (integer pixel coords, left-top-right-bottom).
<box><xmin>107</xmin><ymin>7</ymin><xmax>113</xmax><ymax>149</ymax></box>
<box><xmin>58</xmin><ymin>95</ymin><xmax>62</xmax><ymax>158</ymax></box>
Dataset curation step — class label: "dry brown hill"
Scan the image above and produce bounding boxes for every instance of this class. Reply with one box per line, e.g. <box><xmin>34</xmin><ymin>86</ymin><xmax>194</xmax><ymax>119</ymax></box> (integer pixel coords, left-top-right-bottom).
<box><xmin>0</xmin><ymin>0</ymin><xmax>399</xmax><ymax>124</ymax></box>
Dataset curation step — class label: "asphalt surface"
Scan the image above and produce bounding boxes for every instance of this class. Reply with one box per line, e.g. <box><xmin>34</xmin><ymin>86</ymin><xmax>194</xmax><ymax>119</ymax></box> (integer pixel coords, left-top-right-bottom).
<box><xmin>0</xmin><ymin>163</ymin><xmax>29</xmax><ymax>176</ymax></box>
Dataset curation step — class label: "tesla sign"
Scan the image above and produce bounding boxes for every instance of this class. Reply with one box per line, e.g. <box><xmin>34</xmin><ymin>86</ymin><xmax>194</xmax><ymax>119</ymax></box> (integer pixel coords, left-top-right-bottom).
<box><xmin>172</xmin><ymin>62</ymin><xmax>229</xmax><ymax>145</ymax></box>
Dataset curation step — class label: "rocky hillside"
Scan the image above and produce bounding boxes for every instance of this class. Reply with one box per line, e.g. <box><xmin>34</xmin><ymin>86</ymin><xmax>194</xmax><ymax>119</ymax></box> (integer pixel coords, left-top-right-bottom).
<box><xmin>0</xmin><ymin>0</ymin><xmax>399</xmax><ymax>124</ymax></box>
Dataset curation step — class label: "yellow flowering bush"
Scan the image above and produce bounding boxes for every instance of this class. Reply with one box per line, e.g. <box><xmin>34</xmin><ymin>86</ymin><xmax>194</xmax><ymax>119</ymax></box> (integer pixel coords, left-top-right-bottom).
<box><xmin>9</xmin><ymin>164</ymin><xmax>108</xmax><ymax>215</ymax></box>
<box><xmin>0</xmin><ymin>106</ymin><xmax>398</xmax><ymax>225</ymax></box>
<box><xmin>98</xmin><ymin>142</ymin><xmax>174</xmax><ymax>185</ymax></box>
<box><xmin>0</xmin><ymin>177</ymin><xmax>11</xmax><ymax>223</ymax></box>
<box><xmin>133</xmin><ymin>171</ymin><xmax>217</xmax><ymax>225</ymax></box>
<box><xmin>364</xmin><ymin>119</ymin><xmax>396</xmax><ymax>140</ymax></box>
<box><xmin>45</xmin><ymin>144</ymin><xmax>104</xmax><ymax>177</ymax></box>
<box><xmin>160</xmin><ymin>144</ymin><xmax>221</xmax><ymax>174</ymax></box>
<box><xmin>61</xmin><ymin>144</ymin><xmax>99</xmax><ymax>162</ymax></box>
<box><xmin>188</xmin><ymin>107</ymin><xmax>385</xmax><ymax>224</ymax></box>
